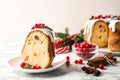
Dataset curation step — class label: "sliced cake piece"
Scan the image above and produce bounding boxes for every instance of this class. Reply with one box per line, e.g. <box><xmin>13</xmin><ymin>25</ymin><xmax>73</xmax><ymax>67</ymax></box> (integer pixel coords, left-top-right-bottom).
<box><xmin>21</xmin><ymin>23</ymin><xmax>54</xmax><ymax>69</ymax></box>
<box><xmin>84</xmin><ymin>20</ymin><xmax>109</xmax><ymax>48</ymax></box>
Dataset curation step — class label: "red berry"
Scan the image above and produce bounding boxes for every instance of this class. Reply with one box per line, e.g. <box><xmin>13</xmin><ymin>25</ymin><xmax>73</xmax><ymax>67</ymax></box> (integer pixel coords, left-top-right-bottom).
<box><xmin>88</xmin><ymin>44</ymin><xmax>92</xmax><ymax>48</ymax></box>
<box><xmin>117</xmin><ymin>16</ymin><xmax>120</xmax><ymax>20</ymax></box>
<box><xmin>102</xmin><ymin>16</ymin><xmax>106</xmax><ymax>19</ymax></box>
<box><xmin>66</xmin><ymin>56</ymin><xmax>70</xmax><ymax>61</ymax></box>
<box><xmin>74</xmin><ymin>60</ymin><xmax>79</xmax><ymax>64</ymax></box>
<box><xmin>38</xmin><ymin>23</ymin><xmax>41</xmax><ymax>27</ymax></box>
<box><xmin>74</xmin><ymin>43</ymin><xmax>78</xmax><ymax>48</ymax></box>
<box><xmin>99</xmin><ymin>64</ymin><xmax>104</xmax><ymax>69</ymax></box>
<box><xmin>41</xmin><ymin>23</ymin><xmax>45</xmax><ymax>26</ymax></box>
<box><xmin>81</xmin><ymin>42</ymin><xmax>87</xmax><ymax>48</ymax></box>
<box><xmin>37</xmin><ymin>66</ymin><xmax>41</xmax><ymax>69</ymax></box>
<box><xmin>95</xmin><ymin>16</ymin><xmax>98</xmax><ymax>19</ymax></box>
<box><xmin>31</xmin><ymin>27</ymin><xmax>35</xmax><ymax>30</ymax></box>
<box><xmin>107</xmin><ymin>15</ymin><xmax>111</xmax><ymax>18</ymax></box>
<box><xmin>91</xmin><ymin>16</ymin><xmax>94</xmax><ymax>19</ymax></box>
<box><xmin>66</xmin><ymin>61</ymin><xmax>70</xmax><ymax>66</ymax></box>
<box><xmin>35</xmin><ymin>23</ymin><xmax>40</xmax><ymax>28</ymax></box>
<box><xmin>81</xmin><ymin>42</ymin><xmax>89</xmax><ymax>48</ymax></box>
<box><xmin>31</xmin><ymin>66</ymin><xmax>38</xmax><ymax>69</ymax></box>
<box><xmin>77</xmin><ymin>48</ymin><xmax>84</xmax><ymax>52</ymax></box>
<box><xmin>78</xmin><ymin>59</ymin><xmax>83</xmax><ymax>64</ymax></box>
<box><xmin>97</xmin><ymin>15</ymin><xmax>102</xmax><ymax>19</ymax></box>
<box><xmin>20</xmin><ymin>62</ymin><xmax>26</xmax><ymax>68</ymax></box>
<box><xmin>85</xmin><ymin>44</ymin><xmax>89</xmax><ymax>48</ymax></box>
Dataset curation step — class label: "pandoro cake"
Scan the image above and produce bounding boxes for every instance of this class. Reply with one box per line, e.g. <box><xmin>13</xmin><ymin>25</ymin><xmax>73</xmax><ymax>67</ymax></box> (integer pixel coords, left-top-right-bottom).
<box><xmin>21</xmin><ymin>23</ymin><xmax>55</xmax><ymax>69</ymax></box>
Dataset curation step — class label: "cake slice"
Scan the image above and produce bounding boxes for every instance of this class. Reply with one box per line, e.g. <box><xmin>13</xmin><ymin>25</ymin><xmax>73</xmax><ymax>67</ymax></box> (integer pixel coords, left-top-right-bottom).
<box><xmin>84</xmin><ymin>20</ymin><xmax>109</xmax><ymax>48</ymax></box>
<box><xmin>21</xmin><ymin>23</ymin><xmax>54</xmax><ymax>69</ymax></box>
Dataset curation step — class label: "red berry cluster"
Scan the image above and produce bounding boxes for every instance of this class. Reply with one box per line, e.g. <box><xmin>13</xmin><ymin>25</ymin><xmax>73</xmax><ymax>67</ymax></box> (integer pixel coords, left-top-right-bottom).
<box><xmin>31</xmin><ymin>23</ymin><xmax>45</xmax><ymax>29</ymax></box>
<box><xmin>20</xmin><ymin>62</ymin><xmax>41</xmax><ymax>69</ymax></box>
<box><xmin>73</xmin><ymin>42</ymin><xmax>96</xmax><ymax>53</ymax></box>
<box><xmin>66</xmin><ymin>56</ymin><xmax>70</xmax><ymax>66</ymax></box>
<box><xmin>74</xmin><ymin>59</ymin><xmax>83</xmax><ymax>64</ymax></box>
<box><xmin>65</xmin><ymin>56</ymin><xmax>83</xmax><ymax>66</ymax></box>
<box><xmin>90</xmin><ymin>15</ymin><xmax>111</xmax><ymax>19</ymax></box>
<box><xmin>90</xmin><ymin>15</ymin><xmax>120</xmax><ymax>20</ymax></box>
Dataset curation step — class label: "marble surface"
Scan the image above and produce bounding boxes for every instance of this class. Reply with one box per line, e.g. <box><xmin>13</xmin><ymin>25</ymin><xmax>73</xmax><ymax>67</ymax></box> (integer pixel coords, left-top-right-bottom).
<box><xmin>1</xmin><ymin>41</ymin><xmax>120</xmax><ymax>80</ymax></box>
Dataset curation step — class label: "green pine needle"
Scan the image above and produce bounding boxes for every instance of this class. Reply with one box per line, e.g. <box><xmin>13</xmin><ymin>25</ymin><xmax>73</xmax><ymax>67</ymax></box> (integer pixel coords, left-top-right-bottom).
<box><xmin>55</xmin><ymin>32</ymin><xmax>68</xmax><ymax>39</ymax></box>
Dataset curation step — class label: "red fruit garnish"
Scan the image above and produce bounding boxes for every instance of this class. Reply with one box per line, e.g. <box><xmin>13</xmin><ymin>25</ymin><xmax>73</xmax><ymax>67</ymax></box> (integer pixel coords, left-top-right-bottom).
<box><xmin>74</xmin><ymin>43</ymin><xmax>78</xmax><ymax>48</ymax></box>
<box><xmin>35</xmin><ymin>23</ymin><xmax>40</xmax><ymax>28</ymax></box>
<box><xmin>106</xmin><ymin>15</ymin><xmax>111</xmax><ymax>18</ymax></box>
<box><xmin>38</xmin><ymin>23</ymin><xmax>41</xmax><ymax>27</ymax></box>
<box><xmin>20</xmin><ymin>62</ymin><xmax>26</xmax><ymax>68</ymax></box>
<box><xmin>37</xmin><ymin>66</ymin><xmax>41</xmax><ymax>69</ymax></box>
<box><xmin>31</xmin><ymin>27</ymin><xmax>35</xmax><ymax>30</ymax></box>
<box><xmin>88</xmin><ymin>44</ymin><xmax>92</xmax><ymax>48</ymax></box>
<box><xmin>74</xmin><ymin>60</ymin><xmax>79</xmax><ymax>64</ymax></box>
<box><xmin>81</xmin><ymin>42</ymin><xmax>87</xmax><ymax>48</ymax></box>
<box><xmin>99</xmin><ymin>64</ymin><xmax>104</xmax><ymax>69</ymax></box>
<box><xmin>41</xmin><ymin>23</ymin><xmax>45</xmax><ymax>26</ymax></box>
<box><xmin>31</xmin><ymin>66</ymin><xmax>38</xmax><ymax>69</ymax></box>
<box><xmin>77</xmin><ymin>48</ymin><xmax>84</xmax><ymax>52</ymax></box>
<box><xmin>95</xmin><ymin>16</ymin><xmax>98</xmax><ymax>19</ymax></box>
<box><xmin>66</xmin><ymin>56</ymin><xmax>70</xmax><ymax>61</ymax></box>
<box><xmin>97</xmin><ymin>15</ymin><xmax>102</xmax><ymax>19</ymax></box>
<box><xmin>81</xmin><ymin>42</ymin><xmax>89</xmax><ymax>48</ymax></box>
<box><xmin>117</xmin><ymin>16</ymin><xmax>120</xmax><ymax>20</ymax></box>
<box><xmin>102</xmin><ymin>16</ymin><xmax>106</xmax><ymax>19</ymax></box>
<box><xmin>66</xmin><ymin>61</ymin><xmax>70</xmax><ymax>66</ymax></box>
<box><xmin>78</xmin><ymin>44</ymin><xmax>82</xmax><ymax>48</ymax></box>
<box><xmin>79</xmin><ymin>59</ymin><xmax>83</xmax><ymax>64</ymax></box>
<box><xmin>91</xmin><ymin>16</ymin><xmax>94</xmax><ymax>19</ymax></box>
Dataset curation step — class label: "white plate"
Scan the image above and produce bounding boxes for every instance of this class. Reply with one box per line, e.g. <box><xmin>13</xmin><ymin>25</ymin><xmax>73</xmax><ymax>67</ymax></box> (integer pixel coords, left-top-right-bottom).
<box><xmin>99</xmin><ymin>47</ymin><xmax>120</xmax><ymax>56</ymax></box>
<box><xmin>8</xmin><ymin>55</ymin><xmax>65</xmax><ymax>73</ymax></box>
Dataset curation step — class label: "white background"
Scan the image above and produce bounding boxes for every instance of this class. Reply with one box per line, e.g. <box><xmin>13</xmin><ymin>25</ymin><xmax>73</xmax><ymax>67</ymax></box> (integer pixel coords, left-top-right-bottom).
<box><xmin>0</xmin><ymin>0</ymin><xmax>120</xmax><ymax>42</ymax></box>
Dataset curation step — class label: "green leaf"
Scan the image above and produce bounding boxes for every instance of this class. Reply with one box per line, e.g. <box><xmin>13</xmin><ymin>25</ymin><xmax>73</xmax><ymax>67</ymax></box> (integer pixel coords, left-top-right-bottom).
<box><xmin>39</xmin><ymin>26</ymin><xmax>53</xmax><ymax>31</ymax></box>
<box><xmin>24</xmin><ymin>64</ymin><xmax>32</xmax><ymax>69</ymax></box>
<box><xmin>55</xmin><ymin>32</ymin><xmax>68</xmax><ymax>39</ymax></box>
<box><xmin>74</xmin><ymin>30</ymin><xmax>84</xmax><ymax>43</ymax></box>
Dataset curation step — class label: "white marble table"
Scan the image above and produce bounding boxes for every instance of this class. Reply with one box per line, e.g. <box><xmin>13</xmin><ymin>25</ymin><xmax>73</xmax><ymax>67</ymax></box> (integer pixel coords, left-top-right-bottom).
<box><xmin>0</xmin><ymin>41</ymin><xmax>120</xmax><ymax>80</ymax></box>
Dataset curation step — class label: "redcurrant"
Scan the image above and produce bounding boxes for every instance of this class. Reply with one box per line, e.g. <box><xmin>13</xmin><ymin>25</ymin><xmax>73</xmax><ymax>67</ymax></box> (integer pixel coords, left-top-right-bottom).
<box><xmin>74</xmin><ymin>60</ymin><xmax>79</xmax><ymax>64</ymax></box>
<box><xmin>66</xmin><ymin>61</ymin><xmax>70</xmax><ymax>66</ymax></box>
<box><xmin>79</xmin><ymin>59</ymin><xmax>83</xmax><ymax>64</ymax></box>
<box><xmin>31</xmin><ymin>66</ymin><xmax>38</xmax><ymax>69</ymax></box>
<box><xmin>20</xmin><ymin>62</ymin><xmax>26</xmax><ymax>68</ymax></box>
<box><xmin>66</xmin><ymin>56</ymin><xmax>70</xmax><ymax>61</ymax></box>
<box><xmin>41</xmin><ymin>23</ymin><xmax>45</xmax><ymax>26</ymax></box>
<box><xmin>91</xmin><ymin>16</ymin><xmax>94</xmax><ymax>19</ymax></box>
<box><xmin>37</xmin><ymin>66</ymin><xmax>41</xmax><ymax>69</ymax></box>
<box><xmin>99</xmin><ymin>64</ymin><xmax>104</xmax><ymax>69</ymax></box>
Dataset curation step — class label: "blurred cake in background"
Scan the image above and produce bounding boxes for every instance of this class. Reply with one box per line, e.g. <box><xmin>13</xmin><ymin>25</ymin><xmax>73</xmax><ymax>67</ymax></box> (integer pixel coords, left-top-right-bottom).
<box><xmin>108</xmin><ymin>16</ymin><xmax>120</xmax><ymax>51</ymax></box>
<box><xmin>83</xmin><ymin>15</ymin><xmax>109</xmax><ymax>48</ymax></box>
<box><xmin>84</xmin><ymin>15</ymin><xmax>120</xmax><ymax>52</ymax></box>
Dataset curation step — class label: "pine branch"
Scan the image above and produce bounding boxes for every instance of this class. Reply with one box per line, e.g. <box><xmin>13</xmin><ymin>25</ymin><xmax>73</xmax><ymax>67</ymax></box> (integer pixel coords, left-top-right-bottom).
<box><xmin>40</xmin><ymin>26</ymin><xmax>53</xmax><ymax>31</ymax></box>
<box><xmin>55</xmin><ymin>32</ymin><xmax>68</xmax><ymax>39</ymax></box>
<box><xmin>74</xmin><ymin>30</ymin><xmax>84</xmax><ymax>43</ymax></box>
